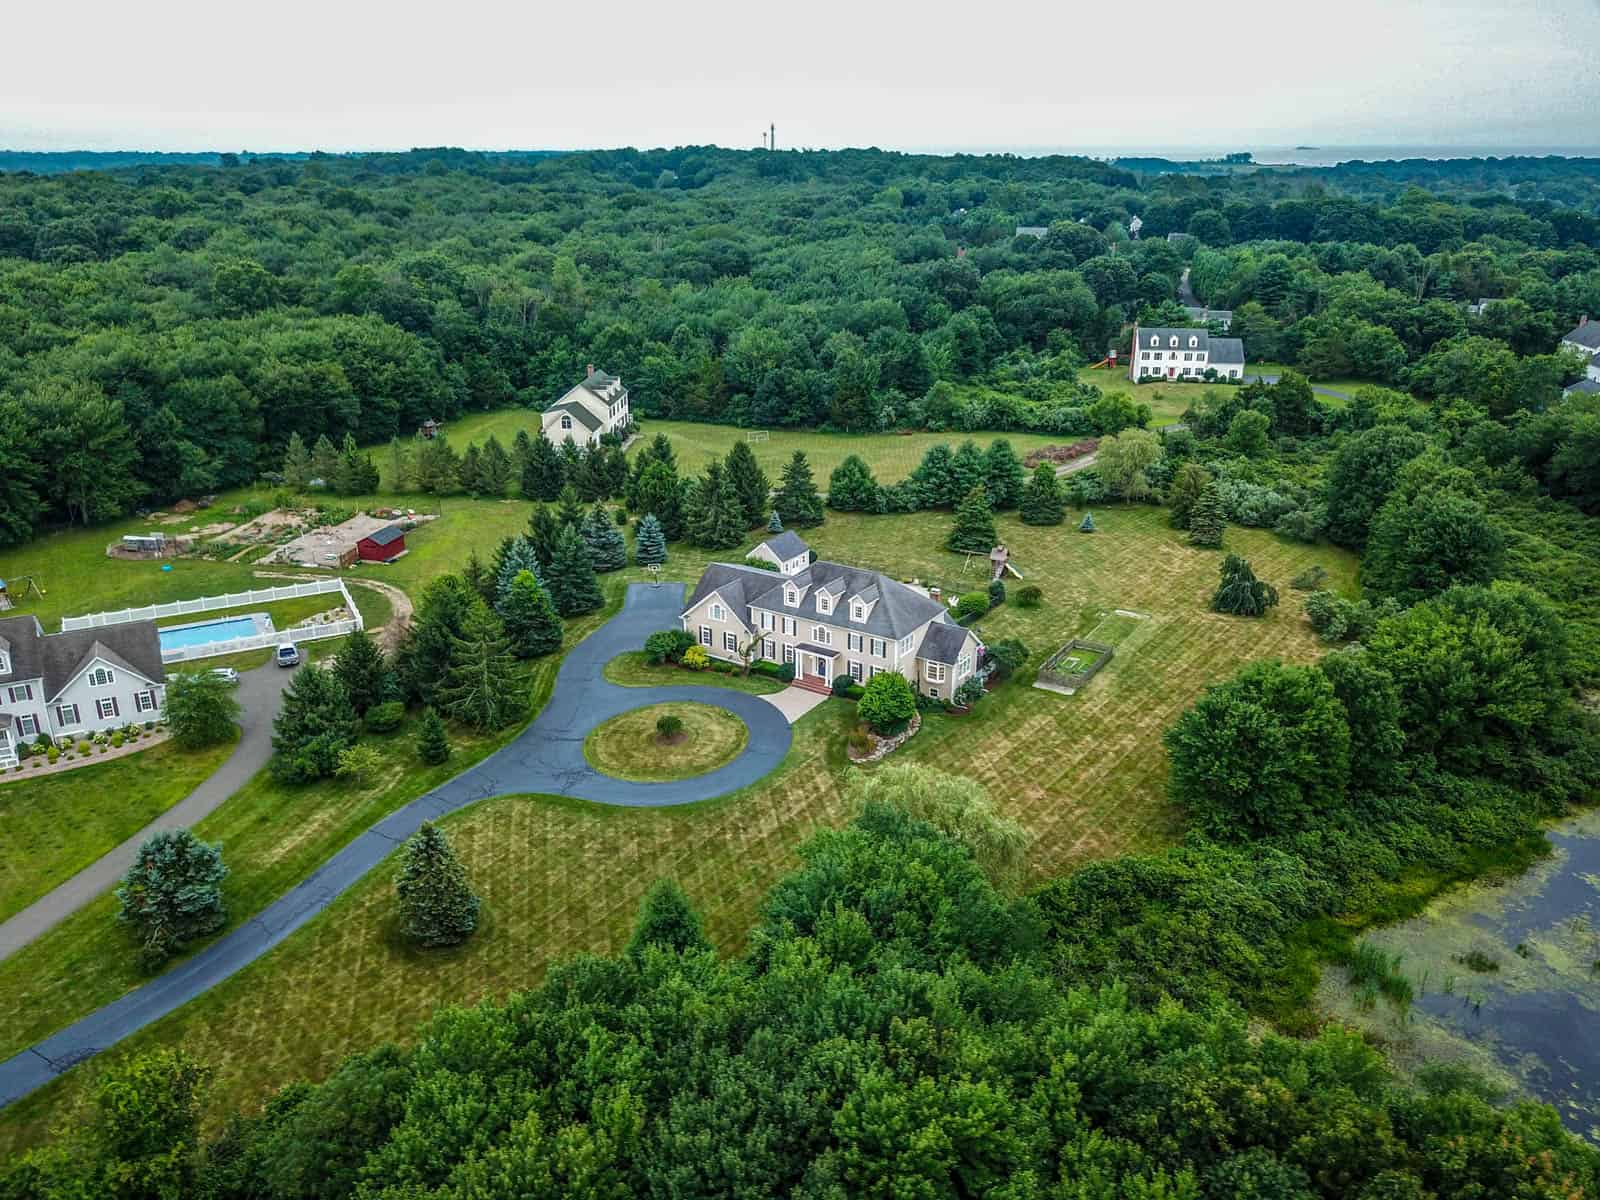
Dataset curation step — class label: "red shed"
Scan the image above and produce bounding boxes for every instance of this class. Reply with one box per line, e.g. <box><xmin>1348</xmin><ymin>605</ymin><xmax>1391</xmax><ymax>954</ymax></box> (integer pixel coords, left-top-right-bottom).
<box><xmin>357</xmin><ymin>524</ymin><xmax>406</xmax><ymax>562</ymax></box>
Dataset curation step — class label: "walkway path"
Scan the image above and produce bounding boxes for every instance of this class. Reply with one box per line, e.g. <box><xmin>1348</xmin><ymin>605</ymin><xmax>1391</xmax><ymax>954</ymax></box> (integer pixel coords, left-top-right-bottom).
<box><xmin>0</xmin><ymin>663</ymin><xmax>296</xmax><ymax>963</ymax></box>
<box><xmin>0</xmin><ymin>584</ymin><xmax>791</xmax><ymax>1110</ymax></box>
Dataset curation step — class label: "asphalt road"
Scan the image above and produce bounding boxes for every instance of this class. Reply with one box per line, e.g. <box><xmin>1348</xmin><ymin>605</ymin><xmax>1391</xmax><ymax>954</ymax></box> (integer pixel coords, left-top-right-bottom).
<box><xmin>0</xmin><ymin>662</ymin><xmax>296</xmax><ymax>962</ymax></box>
<box><xmin>0</xmin><ymin>583</ymin><xmax>792</xmax><ymax>1111</ymax></box>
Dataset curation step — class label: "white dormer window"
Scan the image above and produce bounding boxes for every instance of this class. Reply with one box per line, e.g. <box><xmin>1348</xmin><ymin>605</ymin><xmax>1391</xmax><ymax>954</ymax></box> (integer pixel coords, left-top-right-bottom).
<box><xmin>817</xmin><ymin>593</ymin><xmax>833</xmax><ymax>616</ymax></box>
<box><xmin>1188</xmin><ymin>336</ymin><xmax>1198</xmax><ymax>348</ymax></box>
<box><xmin>784</xmin><ymin>587</ymin><xmax>798</xmax><ymax>607</ymax></box>
<box><xmin>1148</xmin><ymin>334</ymin><xmax>1158</xmax><ymax>347</ymax></box>
<box><xmin>851</xmin><ymin>602</ymin><xmax>866</xmax><ymax>622</ymax></box>
<box><xmin>561</xmin><ymin>415</ymin><xmax>572</xmax><ymax>430</ymax></box>
<box><xmin>1168</xmin><ymin>336</ymin><xmax>1178</xmax><ymax>348</ymax></box>
<box><xmin>0</xmin><ymin>651</ymin><xmax>7</xmax><ymax>673</ymax></box>
<box><xmin>88</xmin><ymin>667</ymin><xmax>115</xmax><ymax>688</ymax></box>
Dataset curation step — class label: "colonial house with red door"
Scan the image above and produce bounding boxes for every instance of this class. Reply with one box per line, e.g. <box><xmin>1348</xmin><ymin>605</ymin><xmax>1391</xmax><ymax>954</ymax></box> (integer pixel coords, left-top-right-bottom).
<box><xmin>0</xmin><ymin>616</ymin><xmax>166</xmax><ymax>765</ymax></box>
<box><xmin>1129</xmin><ymin>324</ymin><xmax>1246</xmax><ymax>383</ymax></box>
<box><xmin>679</xmin><ymin>534</ymin><xmax>982</xmax><ymax>701</ymax></box>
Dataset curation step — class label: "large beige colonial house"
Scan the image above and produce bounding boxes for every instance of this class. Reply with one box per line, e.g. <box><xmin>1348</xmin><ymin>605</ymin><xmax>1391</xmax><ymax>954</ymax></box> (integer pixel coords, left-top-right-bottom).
<box><xmin>540</xmin><ymin>366</ymin><xmax>631</xmax><ymax>447</ymax></box>
<box><xmin>1130</xmin><ymin>324</ymin><xmax>1246</xmax><ymax>382</ymax></box>
<box><xmin>680</xmin><ymin>532</ymin><xmax>984</xmax><ymax>701</ymax></box>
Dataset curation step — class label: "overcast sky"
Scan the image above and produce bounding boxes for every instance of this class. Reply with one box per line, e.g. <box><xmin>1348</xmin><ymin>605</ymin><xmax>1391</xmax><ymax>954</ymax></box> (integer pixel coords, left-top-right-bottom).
<box><xmin>6</xmin><ymin>0</ymin><xmax>1596</xmax><ymax>155</ymax></box>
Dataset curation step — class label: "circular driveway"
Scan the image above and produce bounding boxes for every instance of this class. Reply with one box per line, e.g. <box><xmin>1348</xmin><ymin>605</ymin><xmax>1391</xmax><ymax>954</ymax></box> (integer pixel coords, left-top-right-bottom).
<box><xmin>0</xmin><ymin>582</ymin><xmax>792</xmax><ymax>1111</ymax></box>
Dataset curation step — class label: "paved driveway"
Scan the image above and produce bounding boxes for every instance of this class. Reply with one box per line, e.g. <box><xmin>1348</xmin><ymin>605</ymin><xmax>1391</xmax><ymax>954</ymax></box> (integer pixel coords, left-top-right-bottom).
<box><xmin>0</xmin><ymin>662</ymin><xmax>296</xmax><ymax>962</ymax></box>
<box><xmin>0</xmin><ymin>584</ymin><xmax>791</xmax><ymax>1110</ymax></box>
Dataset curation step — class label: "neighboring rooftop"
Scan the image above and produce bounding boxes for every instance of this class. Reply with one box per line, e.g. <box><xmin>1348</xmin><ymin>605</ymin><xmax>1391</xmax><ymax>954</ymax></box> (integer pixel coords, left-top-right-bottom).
<box><xmin>1208</xmin><ymin>337</ymin><xmax>1246</xmax><ymax>365</ymax></box>
<box><xmin>363</xmin><ymin>525</ymin><xmax>404</xmax><ymax>546</ymax></box>
<box><xmin>1562</xmin><ymin>320</ymin><xmax>1600</xmax><ymax>352</ymax></box>
<box><xmin>543</xmin><ymin>400</ymin><xmax>604</xmax><ymax>429</ymax></box>
<box><xmin>1563</xmin><ymin>378</ymin><xmax>1600</xmax><ymax>397</ymax></box>
<box><xmin>758</xmin><ymin>530</ymin><xmax>810</xmax><ymax>561</ymax></box>
<box><xmin>0</xmin><ymin>615</ymin><xmax>165</xmax><ymax>697</ymax></box>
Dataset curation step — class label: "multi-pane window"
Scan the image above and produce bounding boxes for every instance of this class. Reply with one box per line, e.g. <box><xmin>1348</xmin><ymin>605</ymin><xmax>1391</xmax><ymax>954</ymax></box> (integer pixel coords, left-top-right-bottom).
<box><xmin>17</xmin><ymin>715</ymin><xmax>37</xmax><ymax>736</ymax></box>
<box><xmin>698</xmin><ymin>626</ymin><xmax>712</xmax><ymax>646</ymax></box>
<box><xmin>88</xmin><ymin>667</ymin><xmax>115</xmax><ymax>687</ymax></box>
<box><xmin>851</xmin><ymin>603</ymin><xmax>865</xmax><ymax>622</ymax></box>
<box><xmin>7</xmin><ymin>684</ymin><xmax>31</xmax><ymax>703</ymax></box>
<box><xmin>898</xmin><ymin>634</ymin><xmax>914</xmax><ymax>655</ymax></box>
<box><xmin>783</xmin><ymin>645</ymin><xmax>795</xmax><ymax>664</ymax></box>
<box><xmin>96</xmin><ymin>696</ymin><xmax>120</xmax><ymax>720</ymax></box>
<box><xmin>763</xmin><ymin>638</ymin><xmax>776</xmax><ymax>660</ymax></box>
<box><xmin>710</xmin><ymin>603</ymin><xmax>724</xmax><ymax>621</ymax></box>
<box><xmin>849</xmin><ymin>660</ymin><xmax>863</xmax><ymax>682</ymax></box>
<box><xmin>759</xmin><ymin>611</ymin><xmax>774</xmax><ymax>631</ymax></box>
<box><xmin>817</xmin><ymin>593</ymin><xmax>833</xmax><ymax>615</ymax></box>
<box><xmin>136</xmin><ymin>690</ymin><xmax>158</xmax><ymax>713</ymax></box>
<box><xmin>784</xmin><ymin>588</ymin><xmax>798</xmax><ymax>607</ymax></box>
<box><xmin>811</xmin><ymin>625</ymin><xmax>831</xmax><ymax>645</ymax></box>
<box><xmin>55</xmin><ymin>703</ymin><xmax>80</xmax><ymax>727</ymax></box>
<box><xmin>870</xmin><ymin>637</ymin><xmax>886</xmax><ymax>657</ymax></box>
<box><xmin>782</xmin><ymin>616</ymin><xmax>796</xmax><ymax>636</ymax></box>
<box><xmin>723</xmin><ymin>631</ymin><xmax>738</xmax><ymax>652</ymax></box>
<box><xmin>926</xmin><ymin>664</ymin><xmax>947</xmax><ymax>683</ymax></box>
<box><xmin>561</xmin><ymin>415</ymin><xmax>572</xmax><ymax>429</ymax></box>
<box><xmin>957</xmin><ymin>653</ymin><xmax>972</xmax><ymax>676</ymax></box>
<box><xmin>847</xmin><ymin>633</ymin><xmax>862</xmax><ymax>652</ymax></box>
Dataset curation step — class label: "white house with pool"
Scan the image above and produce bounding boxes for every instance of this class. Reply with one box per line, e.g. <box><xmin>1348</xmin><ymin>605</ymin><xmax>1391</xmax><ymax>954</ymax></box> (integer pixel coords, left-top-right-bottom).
<box><xmin>0</xmin><ymin>615</ymin><xmax>166</xmax><ymax>765</ymax></box>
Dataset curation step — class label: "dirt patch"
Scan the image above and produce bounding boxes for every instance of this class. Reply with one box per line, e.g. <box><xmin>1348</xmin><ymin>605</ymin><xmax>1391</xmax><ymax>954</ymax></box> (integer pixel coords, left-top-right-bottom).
<box><xmin>1022</xmin><ymin>440</ymin><xmax>1098</xmax><ymax>469</ymax></box>
<box><xmin>654</xmin><ymin>733</ymin><xmax>689</xmax><ymax>748</ymax></box>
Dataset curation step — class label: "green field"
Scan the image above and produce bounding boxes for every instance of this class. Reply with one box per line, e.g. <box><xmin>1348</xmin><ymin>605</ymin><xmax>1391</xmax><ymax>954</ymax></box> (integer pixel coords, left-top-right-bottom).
<box><xmin>0</xmin><ymin>502</ymin><xmax>1356</xmax><ymax>1151</ymax></box>
<box><xmin>0</xmin><ymin>737</ymin><xmax>238</xmax><ymax>923</ymax></box>
<box><xmin>603</xmin><ymin>651</ymin><xmax>784</xmax><ymax>695</ymax></box>
<box><xmin>584</xmin><ymin>702</ymin><xmax>749</xmax><ymax>782</ymax></box>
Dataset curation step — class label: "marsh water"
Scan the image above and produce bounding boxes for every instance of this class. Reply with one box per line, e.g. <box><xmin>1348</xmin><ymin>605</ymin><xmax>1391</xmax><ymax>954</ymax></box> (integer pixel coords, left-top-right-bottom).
<box><xmin>1320</xmin><ymin>808</ymin><xmax>1600</xmax><ymax>1143</ymax></box>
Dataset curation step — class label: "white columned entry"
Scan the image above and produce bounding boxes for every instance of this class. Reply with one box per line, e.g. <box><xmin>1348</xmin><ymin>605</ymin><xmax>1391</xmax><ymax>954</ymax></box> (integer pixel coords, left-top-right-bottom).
<box><xmin>814</xmin><ymin>654</ymin><xmax>830</xmax><ymax>682</ymax></box>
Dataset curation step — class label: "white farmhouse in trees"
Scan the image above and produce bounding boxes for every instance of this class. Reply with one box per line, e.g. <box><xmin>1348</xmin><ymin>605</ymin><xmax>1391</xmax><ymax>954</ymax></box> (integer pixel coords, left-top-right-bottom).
<box><xmin>540</xmin><ymin>366</ymin><xmax>631</xmax><ymax>447</ymax></box>
<box><xmin>1129</xmin><ymin>324</ymin><xmax>1246</xmax><ymax>383</ymax></box>
<box><xmin>0</xmin><ymin>616</ymin><xmax>166</xmax><ymax>765</ymax></box>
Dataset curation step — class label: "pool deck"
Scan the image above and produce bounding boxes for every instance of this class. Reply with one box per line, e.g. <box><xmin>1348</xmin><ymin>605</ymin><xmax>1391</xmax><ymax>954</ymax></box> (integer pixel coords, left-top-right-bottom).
<box><xmin>157</xmin><ymin>612</ymin><xmax>273</xmax><ymax>651</ymax></box>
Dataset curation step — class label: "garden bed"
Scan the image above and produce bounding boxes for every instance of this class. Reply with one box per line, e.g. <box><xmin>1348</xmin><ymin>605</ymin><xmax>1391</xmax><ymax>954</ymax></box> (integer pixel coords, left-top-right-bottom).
<box><xmin>847</xmin><ymin>711</ymin><xmax>922</xmax><ymax>763</ymax></box>
<box><xmin>1034</xmin><ymin>639</ymin><xmax>1114</xmax><ymax>696</ymax></box>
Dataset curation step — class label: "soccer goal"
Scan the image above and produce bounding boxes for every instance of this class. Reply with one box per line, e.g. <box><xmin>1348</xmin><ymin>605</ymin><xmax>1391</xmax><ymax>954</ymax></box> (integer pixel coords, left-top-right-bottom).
<box><xmin>746</xmin><ymin>430</ymin><xmax>770</xmax><ymax>443</ymax></box>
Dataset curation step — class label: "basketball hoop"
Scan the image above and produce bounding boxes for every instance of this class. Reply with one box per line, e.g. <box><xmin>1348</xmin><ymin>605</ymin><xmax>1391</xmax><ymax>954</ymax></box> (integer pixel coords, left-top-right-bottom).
<box><xmin>645</xmin><ymin>564</ymin><xmax>661</xmax><ymax>588</ymax></box>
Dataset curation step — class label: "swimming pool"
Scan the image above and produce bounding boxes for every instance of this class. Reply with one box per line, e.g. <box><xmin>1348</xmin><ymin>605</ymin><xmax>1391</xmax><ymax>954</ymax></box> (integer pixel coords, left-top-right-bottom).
<box><xmin>158</xmin><ymin>614</ymin><xmax>270</xmax><ymax>652</ymax></box>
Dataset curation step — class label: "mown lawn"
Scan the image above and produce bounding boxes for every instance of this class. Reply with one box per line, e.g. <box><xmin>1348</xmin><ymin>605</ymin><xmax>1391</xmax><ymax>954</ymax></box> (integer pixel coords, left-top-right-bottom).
<box><xmin>0</xmin><ymin>736</ymin><xmax>238</xmax><ymax>923</ymax></box>
<box><xmin>0</xmin><ymin>588</ymin><xmax>610</xmax><ymax>1072</ymax></box>
<box><xmin>584</xmin><ymin>702</ymin><xmax>749</xmax><ymax>782</ymax></box>
<box><xmin>0</xmin><ymin>504</ymin><xmax>1356</xmax><ymax>1151</ymax></box>
<box><xmin>603</xmin><ymin>651</ymin><xmax>784</xmax><ymax>695</ymax></box>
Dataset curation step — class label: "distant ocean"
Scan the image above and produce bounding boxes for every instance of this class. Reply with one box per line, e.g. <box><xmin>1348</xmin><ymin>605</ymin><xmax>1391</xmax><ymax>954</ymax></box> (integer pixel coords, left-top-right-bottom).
<box><xmin>928</xmin><ymin>145</ymin><xmax>1600</xmax><ymax>166</ymax></box>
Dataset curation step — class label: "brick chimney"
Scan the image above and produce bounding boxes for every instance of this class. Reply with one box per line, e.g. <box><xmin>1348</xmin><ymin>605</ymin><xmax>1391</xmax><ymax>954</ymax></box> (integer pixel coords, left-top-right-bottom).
<box><xmin>1582</xmin><ymin>315</ymin><xmax>1590</xmax><ymax>328</ymax></box>
<box><xmin>586</xmin><ymin>363</ymin><xmax>595</xmax><ymax>377</ymax></box>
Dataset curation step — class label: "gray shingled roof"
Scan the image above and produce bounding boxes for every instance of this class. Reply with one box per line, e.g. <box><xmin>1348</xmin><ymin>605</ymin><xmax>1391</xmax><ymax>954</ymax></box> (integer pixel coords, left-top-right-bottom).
<box><xmin>1184</xmin><ymin>306</ymin><xmax>1233</xmax><ymax>323</ymax></box>
<box><xmin>364</xmin><ymin>525</ymin><xmax>404</xmax><ymax>547</ymax></box>
<box><xmin>1208</xmin><ymin>337</ymin><xmax>1246</xmax><ymax>365</ymax></box>
<box><xmin>918</xmin><ymin>618</ymin><xmax>976</xmax><ymax>666</ymax></box>
<box><xmin>1564</xmin><ymin>379</ymin><xmax>1600</xmax><ymax>396</ymax></box>
<box><xmin>1563</xmin><ymin>323</ymin><xmax>1600</xmax><ymax>352</ymax></box>
<box><xmin>1139</xmin><ymin>326</ymin><xmax>1211</xmax><ymax>352</ymax></box>
<box><xmin>0</xmin><ymin>615</ymin><xmax>165</xmax><ymax>700</ymax></box>
<box><xmin>758</xmin><ymin>530</ymin><xmax>810</xmax><ymax>561</ymax></box>
<box><xmin>545</xmin><ymin>401</ymin><xmax>603</xmax><ymax>431</ymax></box>
<box><xmin>685</xmin><ymin>559</ymin><xmax>945</xmax><ymax>642</ymax></box>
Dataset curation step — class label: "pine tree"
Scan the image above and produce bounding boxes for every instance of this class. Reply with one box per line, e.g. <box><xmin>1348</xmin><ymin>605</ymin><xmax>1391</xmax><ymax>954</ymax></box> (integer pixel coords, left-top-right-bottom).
<box><xmin>270</xmin><ymin>665</ymin><xmax>358</xmax><ymax>783</ymax></box>
<box><xmin>1019</xmin><ymin>462</ymin><xmax>1065</xmax><ymax>525</ymax></box>
<box><xmin>282</xmin><ymin>432</ymin><xmax>313</xmax><ymax>490</ymax></box>
<box><xmin>767</xmin><ymin>509</ymin><xmax>784</xmax><ymax>533</ymax></box>
<box><xmin>1188</xmin><ymin>483</ymin><xmax>1226</xmax><ymax>548</ymax></box>
<box><xmin>388</xmin><ymin>436</ymin><xmax>414</xmax><ymax>492</ymax></box>
<box><xmin>724</xmin><ymin>440</ymin><xmax>771</xmax><ymax>528</ymax></box>
<box><xmin>520</xmin><ymin>434</ymin><xmax>565</xmax><ymax>502</ymax></box>
<box><xmin>1211</xmin><ymin>553</ymin><xmax>1279</xmax><ymax>617</ymax></box>
<box><xmin>310</xmin><ymin>434</ymin><xmax>339</xmax><ymax>487</ymax></box>
<box><xmin>416</xmin><ymin>706</ymin><xmax>450</xmax><ymax>765</ymax></box>
<box><xmin>575</xmin><ymin>445</ymin><xmax>610</xmax><ymax>502</ymax></box>
<box><xmin>910</xmin><ymin>443</ymin><xmax>955</xmax><ymax>509</ymax></box>
<box><xmin>827</xmin><ymin>455</ymin><xmax>882</xmax><ymax>512</ymax></box>
<box><xmin>396</xmin><ymin>574</ymin><xmax>477</xmax><ymax>705</ymax></box>
<box><xmin>634</xmin><ymin>513</ymin><xmax>668</xmax><ymax>566</ymax></box>
<box><xmin>773</xmin><ymin>450</ymin><xmax>824</xmax><ymax>528</ymax></box>
<box><xmin>525</xmin><ymin>505</ymin><xmax>561</xmax><ymax>569</ymax></box>
<box><xmin>556</xmin><ymin>483</ymin><xmax>585</xmax><ymax>531</ymax></box>
<box><xmin>947</xmin><ymin>484</ymin><xmax>998</xmax><ymax>553</ymax></box>
<box><xmin>511</xmin><ymin>428</ymin><xmax>534</xmax><ymax>478</ymax></box>
<box><xmin>438</xmin><ymin>600</ymin><xmax>525</xmax><ymax>731</ymax></box>
<box><xmin>1168</xmin><ymin>462</ymin><xmax>1213</xmax><ymax>530</ymax></box>
<box><xmin>396</xmin><ymin>822</ymin><xmax>479</xmax><ymax>948</ymax></box>
<box><xmin>479</xmin><ymin>434</ymin><xmax>513</xmax><ymax>496</ymax></box>
<box><xmin>688</xmin><ymin>458</ymin><xmax>747</xmax><ymax>549</ymax></box>
<box><xmin>582</xmin><ymin>502</ymin><xmax>628</xmax><ymax>571</ymax></box>
<box><xmin>333</xmin><ymin>628</ymin><xmax>388</xmax><ymax>716</ymax></box>
<box><xmin>547</xmin><ymin>523</ymin><xmax>604</xmax><ymax>616</ymax></box>
<box><xmin>983</xmin><ymin>439</ymin><xmax>1026</xmax><ymax>510</ymax></box>
<box><xmin>333</xmin><ymin>433</ymin><xmax>369</xmax><ymax>495</ymax></box>
<box><xmin>116</xmin><ymin>829</ymin><xmax>228</xmax><ymax>967</ymax></box>
<box><xmin>603</xmin><ymin>444</ymin><xmax>629</xmax><ymax>498</ymax></box>
<box><xmin>499</xmin><ymin>569</ymin><xmax>564</xmax><ymax>658</ymax></box>
<box><xmin>493</xmin><ymin>536</ymin><xmax>542</xmax><ymax>610</ymax></box>
<box><xmin>463</xmin><ymin>548</ymin><xmax>495</xmax><ymax>605</ymax></box>
<box><xmin>625</xmin><ymin>879</ymin><xmax>710</xmax><ymax>961</ymax></box>
<box><xmin>1079</xmin><ymin>511</ymin><xmax>1097</xmax><ymax>533</ymax></box>
<box><xmin>557</xmin><ymin>439</ymin><xmax>584</xmax><ymax>489</ymax></box>
<box><xmin>636</xmin><ymin>460</ymin><xmax>687</xmax><ymax>541</ymax></box>
<box><xmin>457</xmin><ymin>443</ymin><xmax>485</xmax><ymax>495</ymax></box>
<box><xmin>950</xmin><ymin>440</ymin><xmax>986</xmax><ymax>505</ymax></box>
<box><xmin>415</xmin><ymin>435</ymin><xmax>460</xmax><ymax>494</ymax></box>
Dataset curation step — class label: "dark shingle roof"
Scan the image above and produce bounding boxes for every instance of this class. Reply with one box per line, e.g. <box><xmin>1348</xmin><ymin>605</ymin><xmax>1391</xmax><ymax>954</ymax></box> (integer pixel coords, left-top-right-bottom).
<box><xmin>364</xmin><ymin>525</ymin><xmax>404</xmax><ymax>547</ymax></box>
<box><xmin>918</xmin><ymin>618</ymin><xmax>975</xmax><ymax>665</ymax></box>
<box><xmin>1564</xmin><ymin>379</ymin><xmax>1600</xmax><ymax>396</ymax></box>
<box><xmin>680</xmin><ymin>563</ymin><xmax>774</xmax><ymax>626</ymax></box>
<box><xmin>757</xmin><ymin>530</ymin><xmax>810</xmax><ymax>561</ymax></box>
<box><xmin>0</xmin><ymin>615</ymin><xmax>165</xmax><ymax>699</ymax></box>
<box><xmin>545</xmin><ymin>401</ymin><xmax>603</xmax><ymax>431</ymax></box>
<box><xmin>685</xmin><ymin>559</ymin><xmax>946</xmax><ymax>642</ymax></box>
<box><xmin>1208</xmin><ymin>337</ymin><xmax>1246</xmax><ymax>365</ymax></box>
<box><xmin>1138</xmin><ymin>326</ymin><xmax>1211</xmax><ymax>352</ymax></box>
<box><xmin>1563</xmin><ymin>323</ymin><xmax>1600</xmax><ymax>352</ymax></box>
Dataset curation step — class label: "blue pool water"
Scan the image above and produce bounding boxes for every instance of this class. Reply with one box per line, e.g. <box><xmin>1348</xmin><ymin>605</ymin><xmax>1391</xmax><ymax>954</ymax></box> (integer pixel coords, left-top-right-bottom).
<box><xmin>158</xmin><ymin>615</ymin><xmax>263</xmax><ymax>652</ymax></box>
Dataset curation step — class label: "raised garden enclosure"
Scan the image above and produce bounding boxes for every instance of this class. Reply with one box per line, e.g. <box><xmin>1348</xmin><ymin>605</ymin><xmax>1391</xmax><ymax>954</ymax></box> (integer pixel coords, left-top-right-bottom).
<box><xmin>1034</xmin><ymin>639</ymin><xmax>1114</xmax><ymax>696</ymax></box>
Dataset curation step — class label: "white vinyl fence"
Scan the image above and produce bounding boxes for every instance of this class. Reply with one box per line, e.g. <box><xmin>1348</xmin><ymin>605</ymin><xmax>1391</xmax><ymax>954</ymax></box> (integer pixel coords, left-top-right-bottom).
<box><xmin>60</xmin><ymin>578</ymin><xmax>365</xmax><ymax>664</ymax></box>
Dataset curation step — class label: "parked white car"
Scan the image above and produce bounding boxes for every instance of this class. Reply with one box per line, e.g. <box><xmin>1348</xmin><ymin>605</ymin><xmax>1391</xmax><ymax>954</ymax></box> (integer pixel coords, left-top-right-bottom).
<box><xmin>274</xmin><ymin>643</ymin><xmax>301</xmax><ymax>668</ymax></box>
<box><xmin>209</xmin><ymin>667</ymin><xmax>241</xmax><ymax>686</ymax></box>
